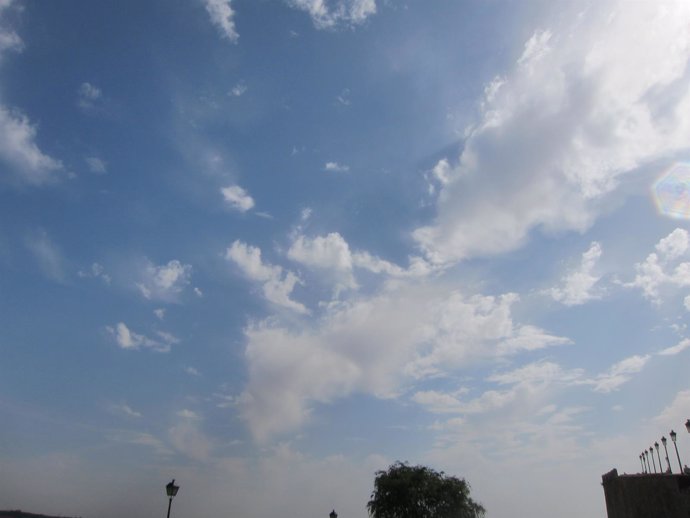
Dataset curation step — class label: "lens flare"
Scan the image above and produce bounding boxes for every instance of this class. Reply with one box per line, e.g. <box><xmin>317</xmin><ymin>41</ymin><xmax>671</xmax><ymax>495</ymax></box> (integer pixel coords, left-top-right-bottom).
<box><xmin>653</xmin><ymin>163</ymin><xmax>690</xmax><ymax>219</ymax></box>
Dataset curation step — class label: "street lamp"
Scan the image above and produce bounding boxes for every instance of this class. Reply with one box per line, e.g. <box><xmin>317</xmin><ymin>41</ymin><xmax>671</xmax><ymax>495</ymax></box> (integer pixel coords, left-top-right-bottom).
<box><xmin>330</xmin><ymin>510</ymin><xmax>338</xmax><ymax>518</ymax></box>
<box><xmin>655</xmin><ymin>442</ymin><xmax>663</xmax><ymax>473</ymax></box>
<box><xmin>662</xmin><ymin>436</ymin><xmax>672</xmax><ymax>473</ymax></box>
<box><xmin>639</xmin><ymin>454</ymin><xmax>645</xmax><ymax>473</ymax></box>
<box><xmin>671</xmin><ymin>430</ymin><xmax>683</xmax><ymax>473</ymax></box>
<box><xmin>642</xmin><ymin>452</ymin><xmax>649</xmax><ymax>473</ymax></box>
<box><xmin>645</xmin><ymin>450</ymin><xmax>652</xmax><ymax>473</ymax></box>
<box><xmin>644</xmin><ymin>448</ymin><xmax>656</xmax><ymax>473</ymax></box>
<box><xmin>165</xmin><ymin>479</ymin><xmax>180</xmax><ymax>518</ymax></box>
<box><xmin>685</xmin><ymin>419</ymin><xmax>690</xmax><ymax>434</ymax></box>
<box><xmin>649</xmin><ymin>448</ymin><xmax>657</xmax><ymax>473</ymax></box>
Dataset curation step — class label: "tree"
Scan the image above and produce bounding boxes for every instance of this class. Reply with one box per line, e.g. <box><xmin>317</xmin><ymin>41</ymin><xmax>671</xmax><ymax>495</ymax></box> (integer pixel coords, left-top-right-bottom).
<box><xmin>367</xmin><ymin>462</ymin><xmax>485</xmax><ymax>518</ymax></box>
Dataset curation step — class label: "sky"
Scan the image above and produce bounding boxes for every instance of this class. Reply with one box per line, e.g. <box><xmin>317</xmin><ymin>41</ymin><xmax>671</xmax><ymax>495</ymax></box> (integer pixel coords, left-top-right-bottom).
<box><xmin>2</xmin><ymin>0</ymin><xmax>690</xmax><ymax>517</ymax></box>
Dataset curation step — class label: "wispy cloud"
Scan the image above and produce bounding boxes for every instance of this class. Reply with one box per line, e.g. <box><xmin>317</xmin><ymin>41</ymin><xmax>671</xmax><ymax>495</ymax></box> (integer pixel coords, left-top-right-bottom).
<box><xmin>24</xmin><ymin>230</ymin><xmax>67</xmax><ymax>282</ymax></box>
<box><xmin>205</xmin><ymin>0</ymin><xmax>239</xmax><ymax>42</ymax></box>
<box><xmin>84</xmin><ymin>156</ymin><xmax>107</xmax><ymax>174</ymax></box>
<box><xmin>106</xmin><ymin>322</ymin><xmax>179</xmax><ymax>352</ymax></box>
<box><xmin>77</xmin><ymin>82</ymin><xmax>102</xmax><ymax>110</ymax></box>
<box><xmin>77</xmin><ymin>262</ymin><xmax>111</xmax><ymax>284</ymax></box>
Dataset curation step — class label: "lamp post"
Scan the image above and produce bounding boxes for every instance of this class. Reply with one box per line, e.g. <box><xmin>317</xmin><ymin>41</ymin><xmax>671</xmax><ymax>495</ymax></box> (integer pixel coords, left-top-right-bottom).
<box><xmin>650</xmin><ymin>447</ymin><xmax>657</xmax><ymax>473</ymax></box>
<box><xmin>671</xmin><ymin>430</ymin><xmax>683</xmax><ymax>473</ymax></box>
<box><xmin>662</xmin><ymin>436</ymin><xmax>672</xmax><ymax>473</ymax></box>
<box><xmin>165</xmin><ymin>479</ymin><xmax>180</xmax><ymax>518</ymax></box>
<box><xmin>655</xmin><ymin>442</ymin><xmax>663</xmax><ymax>473</ymax></box>
<box><xmin>642</xmin><ymin>452</ymin><xmax>648</xmax><ymax>473</ymax></box>
<box><xmin>330</xmin><ymin>510</ymin><xmax>338</xmax><ymax>518</ymax></box>
<box><xmin>645</xmin><ymin>450</ymin><xmax>652</xmax><ymax>473</ymax></box>
<box><xmin>639</xmin><ymin>454</ymin><xmax>645</xmax><ymax>473</ymax></box>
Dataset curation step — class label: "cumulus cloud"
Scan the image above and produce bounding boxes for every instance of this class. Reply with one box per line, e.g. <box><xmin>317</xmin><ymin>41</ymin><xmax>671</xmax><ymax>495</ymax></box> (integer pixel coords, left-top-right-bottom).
<box><xmin>221</xmin><ymin>185</ymin><xmax>255</xmax><ymax>212</ymax></box>
<box><xmin>106</xmin><ymin>322</ymin><xmax>179</xmax><ymax>352</ymax></box>
<box><xmin>288</xmin><ymin>0</ymin><xmax>376</xmax><ymax>29</ymax></box>
<box><xmin>550</xmin><ymin>242</ymin><xmax>603</xmax><ymax>306</ymax></box>
<box><xmin>287</xmin><ymin>232</ymin><xmax>430</xmax><ymax>292</ymax></box>
<box><xmin>226</xmin><ymin>240</ymin><xmax>308</xmax><ymax>314</ymax></box>
<box><xmin>136</xmin><ymin>259</ymin><xmax>193</xmax><ymax>301</ymax></box>
<box><xmin>625</xmin><ymin>228</ymin><xmax>690</xmax><ymax>303</ymax></box>
<box><xmin>414</xmin><ymin>2</ymin><xmax>690</xmax><ymax>263</ymax></box>
<box><xmin>205</xmin><ymin>0</ymin><xmax>239</xmax><ymax>42</ymax></box>
<box><xmin>236</xmin><ymin>283</ymin><xmax>568</xmax><ymax>441</ymax></box>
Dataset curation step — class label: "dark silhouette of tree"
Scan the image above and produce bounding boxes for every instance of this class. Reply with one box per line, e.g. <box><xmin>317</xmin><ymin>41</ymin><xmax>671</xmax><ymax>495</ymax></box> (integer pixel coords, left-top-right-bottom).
<box><xmin>367</xmin><ymin>462</ymin><xmax>485</xmax><ymax>518</ymax></box>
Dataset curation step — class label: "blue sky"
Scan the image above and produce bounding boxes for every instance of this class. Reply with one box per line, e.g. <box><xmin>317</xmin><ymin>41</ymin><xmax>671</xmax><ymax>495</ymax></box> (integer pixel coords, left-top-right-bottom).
<box><xmin>2</xmin><ymin>1</ymin><xmax>690</xmax><ymax>517</ymax></box>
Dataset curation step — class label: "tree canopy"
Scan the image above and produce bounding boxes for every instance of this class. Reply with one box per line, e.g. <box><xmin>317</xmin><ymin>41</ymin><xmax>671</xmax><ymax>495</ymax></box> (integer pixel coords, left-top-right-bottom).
<box><xmin>367</xmin><ymin>462</ymin><xmax>485</xmax><ymax>518</ymax></box>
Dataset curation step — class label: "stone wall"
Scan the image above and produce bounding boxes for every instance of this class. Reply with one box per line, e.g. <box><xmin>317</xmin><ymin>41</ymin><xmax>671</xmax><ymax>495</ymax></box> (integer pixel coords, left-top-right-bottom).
<box><xmin>601</xmin><ymin>469</ymin><xmax>690</xmax><ymax>518</ymax></box>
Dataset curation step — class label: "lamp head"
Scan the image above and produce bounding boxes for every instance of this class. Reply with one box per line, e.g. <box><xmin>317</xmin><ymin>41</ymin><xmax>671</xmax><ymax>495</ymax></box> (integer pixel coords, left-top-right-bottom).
<box><xmin>330</xmin><ymin>510</ymin><xmax>338</xmax><ymax>518</ymax></box>
<box><xmin>662</xmin><ymin>436</ymin><xmax>667</xmax><ymax>446</ymax></box>
<box><xmin>166</xmin><ymin>479</ymin><xmax>180</xmax><ymax>498</ymax></box>
<box><xmin>671</xmin><ymin>430</ymin><xmax>677</xmax><ymax>442</ymax></box>
<box><xmin>685</xmin><ymin>419</ymin><xmax>690</xmax><ymax>433</ymax></box>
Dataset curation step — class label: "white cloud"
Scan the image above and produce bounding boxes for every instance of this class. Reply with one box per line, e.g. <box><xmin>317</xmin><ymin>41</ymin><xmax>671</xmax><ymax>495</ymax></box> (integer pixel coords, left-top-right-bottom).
<box><xmin>658</xmin><ymin>338</ymin><xmax>690</xmax><ymax>356</ymax></box>
<box><xmin>25</xmin><ymin>230</ymin><xmax>66</xmax><ymax>282</ymax></box>
<box><xmin>229</xmin><ymin>81</ymin><xmax>247</xmax><ymax>96</ymax></box>
<box><xmin>77</xmin><ymin>82</ymin><xmax>102</xmax><ymax>110</ymax></box>
<box><xmin>0</xmin><ymin>3</ymin><xmax>62</xmax><ymax>187</ymax></box>
<box><xmin>287</xmin><ymin>232</ymin><xmax>430</xmax><ymax>290</ymax></box>
<box><xmin>591</xmin><ymin>354</ymin><xmax>650</xmax><ymax>393</ymax></box>
<box><xmin>654</xmin><ymin>389</ymin><xmax>690</xmax><ymax>426</ymax></box>
<box><xmin>154</xmin><ymin>308</ymin><xmax>166</xmax><ymax>320</ymax></box>
<box><xmin>413</xmin><ymin>361</ymin><xmax>584</xmax><ymax>417</ymax></box>
<box><xmin>226</xmin><ymin>240</ymin><xmax>308</xmax><ymax>314</ymax></box>
<box><xmin>550</xmin><ymin>242</ymin><xmax>603</xmax><ymax>306</ymax></box>
<box><xmin>324</xmin><ymin>161</ymin><xmax>349</xmax><ymax>172</ymax></box>
<box><xmin>0</xmin><ymin>2</ymin><xmax>22</xmax><ymax>59</ymax></box>
<box><xmin>288</xmin><ymin>0</ymin><xmax>376</xmax><ymax>29</ymax></box>
<box><xmin>176</xmin><ymin>409</ymin><xmax>200</xmax><ymax>419</ymax></box>
<box><xmin>194</xmin><ymin>286</ymin><xmax>204</xmax><ymax>297</ymax></box>
<box><xmin>0</xmin><ymin>106</ymin><xmax>63</xmax><ymax>185</ymax></box>
<box><xmin>237</xmin><ymin>283</ymin><xmax>569</xmax><ymax>441</ymax></box>
<box><xmin>221</xmin><ymin>185</ymin><xmax>255</xmax><ymax>212</ymax></box>
<box><xmin>205</xmin><ymin>0</ymin><xmax>239</xmax><ymax>42</ymax></box>
<box><xmin>626</xmin><ymin>229</ymin><xmax>690</xmax><ymax>303</ymax></box>
<box><xmin>84</xmin><ymin>156</ymin><xmax>107</xmax><ymax>174</ymax></box>
<box><xmin>184</xmin><ymin>366</ymin><xmax>201</xmax><ymax>376</ymax></box>
<box><xmin>106</xmin><ymin>322</ymin><xmax>178</xmax><ymax>352</ymax></box>
<box><xmin>136</xmin><ymin>259</ymin><xmax>193</xmax><ymax>301</ymax></box>
<box><xmin>110</xmin><ymin>403</ymin><xmax>142</xmax><ymax>418</ymax></box>
<box><xmin>77</xmin><ymin>262</ymin><xmax>111</xmax><ymax>284</ymax></box>
<box><xmin>414</xmin><ymin>1</ymin><xmax>690</xmax><ymax>263</ymax></box>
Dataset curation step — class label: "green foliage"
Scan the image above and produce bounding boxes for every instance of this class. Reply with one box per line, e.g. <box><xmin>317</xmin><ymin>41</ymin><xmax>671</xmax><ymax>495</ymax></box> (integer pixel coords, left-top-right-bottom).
<box><xmin>367</xmin><ymin>462</ymin><xmax>486</xmax><ymax>518</ymax></box>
